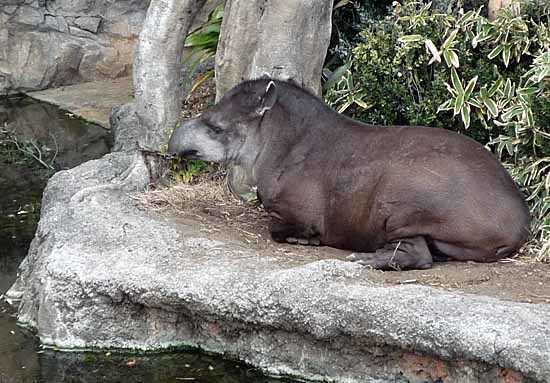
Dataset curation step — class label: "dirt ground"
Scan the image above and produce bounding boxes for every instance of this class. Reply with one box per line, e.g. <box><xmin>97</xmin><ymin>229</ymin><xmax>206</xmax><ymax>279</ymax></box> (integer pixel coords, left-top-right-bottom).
<box><xmin>137</xmin><ymin>178</ymin><xmax>550</xmax><ymax>305</ymax></box>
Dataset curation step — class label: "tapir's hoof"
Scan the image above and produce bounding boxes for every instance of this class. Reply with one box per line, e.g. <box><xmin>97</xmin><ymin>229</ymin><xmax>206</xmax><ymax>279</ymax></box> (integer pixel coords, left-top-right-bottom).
<box><xmin>308</xmin><ymin>238</ymin><xmax>321</xmax><ymax>246</ymax></box>
<box><xmin>286</xmin><ymin>237</ymin><xmax>321</xmax><ymax>246</ymax></box>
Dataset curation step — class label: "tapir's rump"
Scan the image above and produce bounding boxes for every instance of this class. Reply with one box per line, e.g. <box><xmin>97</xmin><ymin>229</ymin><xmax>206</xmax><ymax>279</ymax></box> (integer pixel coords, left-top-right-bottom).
<box><xmin>168</xmin><ymin>79</ymin><xmax>530</xmax><ymax>271</ymax></box>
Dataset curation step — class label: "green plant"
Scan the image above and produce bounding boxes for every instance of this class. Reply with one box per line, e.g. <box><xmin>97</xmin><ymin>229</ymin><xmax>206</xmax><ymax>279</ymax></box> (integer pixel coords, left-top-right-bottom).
<box><xmin>171</xmin><ymin>159</ymin><xmax>210</xmax><ymax>184</ymax></box>
<box><xmin>324</xmin><ymin>0</ymin><xmax>395</xmax><ymax>89</ymax></box>
<box><xmin>183</xmin><ymin>4</ymin><xmax>223</xmax><ymax>95</ymax></box>
<box><xmin>324</xmin><ymin>67</ymin><xmax>371</xmax><ymax>112</ymax></box>
<box><xmin>326</xmin><ymin>0</ymin><xmax>550</xmax><ymax>260</ymax></box>
<box><xmin>159</xmin><ymin>129</ymin><xmax>210</xmax><ymax>185</ymax></box>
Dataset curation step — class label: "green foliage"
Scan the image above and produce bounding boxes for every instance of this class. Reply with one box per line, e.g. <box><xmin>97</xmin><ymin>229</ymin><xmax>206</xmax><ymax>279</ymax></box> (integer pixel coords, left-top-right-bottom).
<box><xmin>328</xmin><ymin>0</ymin><xmax>393</xmax><ymax>66</ymax></box>
<box><xmin>160</xmin><ymin>130</ymin><xmax>210</xmax><ymax>185</ymax></box>
<box><xmin>325</xmin><ymin>0</ymin><xmax>550</xmax><ymax>260</ymax></box>
<box><xmin>324</xmin><ymin>0</ymin><xmax>394</xmax><ymax>88</ymax></box>
<box><xmin>171</xmin><ymin>159</ymin><xmax>210</xmax><ymax>184</ymax></box>
<box><xmin>183</xmin><ymin>4</ymin><xmax>223</xmax><ymax>95</ymax></box>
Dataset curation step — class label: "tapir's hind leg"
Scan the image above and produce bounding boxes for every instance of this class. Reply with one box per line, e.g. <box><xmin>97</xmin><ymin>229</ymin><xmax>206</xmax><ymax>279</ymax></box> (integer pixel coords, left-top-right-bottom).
<box><xmin>268</xmin><ymin>212</ymin><xmax>321</xmax><ymax>246</ymax></box>
<box><xmin>431</xmin><ymin>240</ymin><xmax>519</xmax><ymax>263</ymax></box>
<box><xmin>347</xmin><ymin>236</ymin><xmax>433</xmax><ymax>270</ymax></box>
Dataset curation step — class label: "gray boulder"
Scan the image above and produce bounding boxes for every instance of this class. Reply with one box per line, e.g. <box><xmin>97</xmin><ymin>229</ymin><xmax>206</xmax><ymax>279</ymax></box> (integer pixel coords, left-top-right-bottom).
<box><xmin>73</xmin><ymin>16</ymin><xmax>102</xmax><ymax>33</ymax></box>
<box><xmin>6</xmin><ymin>151</ymin><xmax>550</xmax><ymax>383</ymax></box>
<box><xmin>0</xmin><ymin>0</ymin><xmax>224</xmax><ymax>95</ymax></box>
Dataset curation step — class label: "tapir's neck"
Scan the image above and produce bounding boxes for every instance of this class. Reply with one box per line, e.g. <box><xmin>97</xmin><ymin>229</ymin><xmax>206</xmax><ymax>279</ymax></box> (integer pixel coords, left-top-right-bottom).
<box><xmin>252</xmin><ymin>98</ymin><xmax>331</xmax><ymax>172</ymax></box>
<box><xmin>226</xmin><ymin>85</ymin><xmax>347</xmax><ymax>192</ymax></box>
<box><xmin>226</xmin><ymin>118</ymin><xmax>265</xmax><ymax>191</ymax></box>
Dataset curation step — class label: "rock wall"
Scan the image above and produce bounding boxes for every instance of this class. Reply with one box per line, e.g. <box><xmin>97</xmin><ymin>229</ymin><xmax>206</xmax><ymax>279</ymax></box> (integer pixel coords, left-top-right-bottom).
<box><xmin>0</xmin><ymin>0</ymin><xmax>150</xmax><ymax>94</ymax></box>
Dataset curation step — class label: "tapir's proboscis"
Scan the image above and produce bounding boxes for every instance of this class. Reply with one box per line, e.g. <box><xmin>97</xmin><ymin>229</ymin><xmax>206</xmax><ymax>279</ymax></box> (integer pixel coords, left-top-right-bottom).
<box><xmin>168</xmin><ymin>79</ymin><xmax>530</xmax><ymax>271</ymax></box>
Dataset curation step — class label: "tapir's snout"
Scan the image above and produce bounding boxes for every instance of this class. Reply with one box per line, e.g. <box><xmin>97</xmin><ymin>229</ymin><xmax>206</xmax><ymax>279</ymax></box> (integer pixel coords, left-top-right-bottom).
<box><xmin>168</xmin><ymin>120</ymin><xmax>200</xmax><ymax>158</ymax></box>
<box><xmin>166</xmin><ymin>118</ymin><xmax>228</xmax><ymax>163</ymax></box>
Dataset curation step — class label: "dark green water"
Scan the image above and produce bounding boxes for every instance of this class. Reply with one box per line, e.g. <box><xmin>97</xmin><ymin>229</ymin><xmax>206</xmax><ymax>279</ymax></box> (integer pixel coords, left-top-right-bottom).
<box><xmin>0</xmin><ymin>97</ymin><xmax>297</xmax><ymax>383</ymax></box>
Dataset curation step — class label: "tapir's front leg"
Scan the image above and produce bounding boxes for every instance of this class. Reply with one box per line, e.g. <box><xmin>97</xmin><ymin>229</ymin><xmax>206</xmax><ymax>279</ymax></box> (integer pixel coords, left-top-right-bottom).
<box><xmin>347</xmin><ymin>236</ymin><xmax>433</xmax><ymax>270</ymax></box>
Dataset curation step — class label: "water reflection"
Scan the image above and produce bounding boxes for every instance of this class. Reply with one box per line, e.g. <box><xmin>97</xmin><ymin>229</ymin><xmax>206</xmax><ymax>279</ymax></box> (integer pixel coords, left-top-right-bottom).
<box><xmin>39</xmin><ymin>350</ymin><xmax>294</xmax><ymax>383</ymax></box>
<box><xmin>0</xmin><ymin>97</ymin><xmax>112</xmax><ymax>170</ymax></box>
<box><xmin>0</xmin><ymin>96</ymin><xmax>112</xmax><ymax>294</ymax></box>
<box><xmin>0</xmin><ymin>302</ymin><xmax>40</xmax><ymax>383</ymax></box>
<box><xmin>0</xmin><ymin>96</ymin><xmax>111</xmax><ymax>383</ymax></box>
<box><xmin>1</xmin><ymin>303</ymin><xmax>297</xmax><ymax>383</ymax></box>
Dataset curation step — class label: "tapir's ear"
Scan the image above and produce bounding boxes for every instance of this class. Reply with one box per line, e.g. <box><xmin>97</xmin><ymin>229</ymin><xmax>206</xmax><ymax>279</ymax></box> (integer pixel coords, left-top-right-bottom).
<box><xmin>257</xmin><ymin>81</ymin><xmax>277</xmax><ymax>116</ymax></box>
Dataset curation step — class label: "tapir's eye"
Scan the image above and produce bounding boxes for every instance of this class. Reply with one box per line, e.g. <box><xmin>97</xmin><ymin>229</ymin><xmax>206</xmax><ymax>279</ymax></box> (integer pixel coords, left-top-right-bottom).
<box><xmin>211</xmin><ymin>125</ymin><xmax>223</xmax><ymax>134</ymax></box>
<box><xmin>204</xmin><ymin>121</ymin><xmax>223</xmax><ymax>134</ymax></box>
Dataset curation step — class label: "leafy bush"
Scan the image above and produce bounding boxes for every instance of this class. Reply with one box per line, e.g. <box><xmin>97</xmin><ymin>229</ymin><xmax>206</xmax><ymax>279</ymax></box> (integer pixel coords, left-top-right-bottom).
<box><xmin>327</xmin><ymin>0</ymin><xmax>392</xmax><ymax>69</ymax></box>
<box><xmin>183</xmin><ymin>4</ymin><xmax>224</xmax><ymax>95</ymax></box>
<box><xmin>326</xmin><ymin>0</ymin><xmax>550</xmax><ymax>260</ymax></box>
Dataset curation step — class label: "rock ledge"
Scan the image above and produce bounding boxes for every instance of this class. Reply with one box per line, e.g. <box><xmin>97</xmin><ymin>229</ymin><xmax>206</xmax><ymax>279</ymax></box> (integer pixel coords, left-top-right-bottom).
<box><xmin>6</xmin><ymin>152</ymin><xmax>550</xmax><ymax>383</ymax></box>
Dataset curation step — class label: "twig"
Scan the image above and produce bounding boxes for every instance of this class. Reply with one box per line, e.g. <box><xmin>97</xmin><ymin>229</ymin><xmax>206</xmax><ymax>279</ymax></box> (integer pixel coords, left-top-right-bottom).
<box><xmin>528</xmin><ymin>293</ymin><xmax>550</xmax><ymax>300</ymax></box>
<box><xmin>49</xmin><ymin>131</ymin><xmax>59</xmax><ymax>165</ymax></box>
<box><xmin>136</xmin><ymin>142</ymin><xmax>179</xmax><ymax>160</ymax></box>
<box><xmin>5</xmin><ymin>138</ymin><xmax>54</xmax><ymax>171</ymax></box>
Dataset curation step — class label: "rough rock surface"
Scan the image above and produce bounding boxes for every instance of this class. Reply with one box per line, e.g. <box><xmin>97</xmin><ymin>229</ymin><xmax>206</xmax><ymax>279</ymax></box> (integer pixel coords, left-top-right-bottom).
<box><xmin>6</xmin><ymin>151</ymin><xmax>550</xmax><ymax>383</ymax></box>
<box><xmin>0</xmin><ymin>0</ymin><xmax>220</xmax><ymax>95</ymax></box>
<box><xmin>0</xmin><ymin>0</ymin><xmax>149</xmax><ymax>94</ymax></box>
<box><xmin>27</xmin><ymin>77</ymin><xmax>134</xmax><ymax>128</ymax></box>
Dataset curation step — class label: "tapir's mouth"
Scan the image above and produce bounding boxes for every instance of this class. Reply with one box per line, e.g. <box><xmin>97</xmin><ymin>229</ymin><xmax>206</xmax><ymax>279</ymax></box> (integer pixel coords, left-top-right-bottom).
<box><xmin>180</xmin><ymin>149</ymin><xmax>200</xmax><ymax>159</ymax></box>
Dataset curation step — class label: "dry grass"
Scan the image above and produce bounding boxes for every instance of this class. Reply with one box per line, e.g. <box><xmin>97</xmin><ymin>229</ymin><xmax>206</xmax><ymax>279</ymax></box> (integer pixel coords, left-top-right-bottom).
<box><xmin>181</xmin><ymin>78</ymin><xmax>216</xmax><ymax>120</ymax></box>
<box><xmin>520</xmin><ymin>239</ymin><xmax>550</xmax><ymax>263</ymax></box>
<box><xmin>134</xmin><ymin>177</ymin><xmax>270</xmax><ymax>239</ymax></box>
<box><xmin>135</xmin><ymin>79</ymin><xmax>271</xmax><ymax>243</ymax></box>
<box><xmin>138</xmin><ymin>179</ymin><xmax>231</xmax><ymax>211</ymax></box>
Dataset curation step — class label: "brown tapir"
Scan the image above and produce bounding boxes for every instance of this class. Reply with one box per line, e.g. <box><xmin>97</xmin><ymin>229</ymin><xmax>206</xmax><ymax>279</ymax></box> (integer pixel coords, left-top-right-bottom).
<box><xmin>168</xmin><ymin>78</ymin><xmax>530</xmax><ymax>270</ymax></box>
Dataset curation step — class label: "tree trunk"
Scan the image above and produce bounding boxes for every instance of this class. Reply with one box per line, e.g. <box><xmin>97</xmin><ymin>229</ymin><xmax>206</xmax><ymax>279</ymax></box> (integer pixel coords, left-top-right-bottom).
<box><xmin>214</xmin><ymin>0</ymin><xmax>333</xmax><ymax>195</ymax></box>
<box><xmin>215</xmin><ymin>0</ymin><xmax>333</xmax><ymax>101</ymax></box>
<box><xmin>488</xmin><ymin>0</ymin><xmax>510</xmax><ymax>20</ymax></box>
<box><xmin>112</xmin><ymin>0</ymin><xmax>208</xmax><ymax>152</ymax></box>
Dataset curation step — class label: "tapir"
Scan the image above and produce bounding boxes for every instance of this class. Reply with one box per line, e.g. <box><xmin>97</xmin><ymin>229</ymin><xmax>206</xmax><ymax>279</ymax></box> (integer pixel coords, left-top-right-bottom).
<box><xmin>168</xmin><ymin>78</ymin><xmax>530</xmax><ymax>270</ymax></box>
